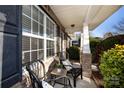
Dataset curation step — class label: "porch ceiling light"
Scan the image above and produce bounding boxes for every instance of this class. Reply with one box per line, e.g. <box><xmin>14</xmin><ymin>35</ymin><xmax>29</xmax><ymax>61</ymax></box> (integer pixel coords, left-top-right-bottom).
<box><xmin>71</xmin><ymin>24</ymin><xmax>75</xmax><ymax>27</ymax></box>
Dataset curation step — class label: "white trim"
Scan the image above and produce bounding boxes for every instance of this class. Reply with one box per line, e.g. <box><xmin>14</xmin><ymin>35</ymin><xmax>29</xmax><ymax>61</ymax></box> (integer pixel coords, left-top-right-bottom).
<box><xmin>46</xmin><ymin>37</ymin><xmax>54</xmax><ymax>41</ymax></box>
<box><xmin>0</xmin><ymin>32</ymin><xmax>4</xmax><ymax>88</ymax></box>
<box><xmin>23</xmin><ymin>49</ymin><xmax>44</xmax><ymax>53</ymax></box>
<box><xmin>62</xmin><ymin>32</ymin><xmax>64</xmax><ymax>52</ymax></box>
<box><xmin>22</xmin><ymin>32</ymin><xmax>44</xmax><ymax>39</ymax></box>
<box><xmin>44</xmin><ymin>15</ymin><xmax>47</xmax><ymax>62</ymax></box>
<box><xmin>80</xmin><ymin>32</ymin><xmax>83</xmax><ymax>51</ymax></box>
<box><xmin>54</xmin><ymin>25</ymin><xmax>57</xmax><ymax>56</ymax></box>
<box><xmin>30</xmin><ymin>5</ymin><xmax>33</xmax><ymax>62</ymax></box>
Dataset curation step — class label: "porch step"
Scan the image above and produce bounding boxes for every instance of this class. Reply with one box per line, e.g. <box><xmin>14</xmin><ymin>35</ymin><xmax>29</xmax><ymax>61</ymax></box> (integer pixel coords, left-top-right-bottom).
<box><xmin>92</xmin><ymin>71</ymin><xmax>104</xmax><ymax>88</ymax></box>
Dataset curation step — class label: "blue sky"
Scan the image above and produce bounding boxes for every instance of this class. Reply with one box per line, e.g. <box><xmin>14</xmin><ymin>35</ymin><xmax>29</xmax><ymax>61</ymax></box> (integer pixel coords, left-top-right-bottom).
<box><xmin>91</xmin><ymin>6</ymin><xmax>124</xmax><ymax>38</ymax></box>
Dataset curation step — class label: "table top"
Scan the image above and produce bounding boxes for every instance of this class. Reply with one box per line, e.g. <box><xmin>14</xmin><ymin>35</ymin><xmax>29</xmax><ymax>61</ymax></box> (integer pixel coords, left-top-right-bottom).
<box><xmin>51</xmin><ymin>68</ymin><xmax>67</xmax><ymax>76</ymax></box>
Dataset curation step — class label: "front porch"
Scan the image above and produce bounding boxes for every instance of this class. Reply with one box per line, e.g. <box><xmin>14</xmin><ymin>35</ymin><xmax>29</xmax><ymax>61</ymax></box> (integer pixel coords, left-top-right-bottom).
<box><xmin>0</xmin><ymin>5</ymin><xmax>121</xmax><ymax>88</ymax></box>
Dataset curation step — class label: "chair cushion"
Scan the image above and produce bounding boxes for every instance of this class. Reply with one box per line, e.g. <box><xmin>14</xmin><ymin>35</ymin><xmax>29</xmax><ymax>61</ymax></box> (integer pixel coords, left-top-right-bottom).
<box><xmin>22</xmin><ymin>67</ymin><xmax>32</xmax><ymax>87</ymax></box>
<box><xmin>42</xmin><ymin>80</ymin><xmax>53</xmax><ymax>88</ymax></box>
<box><xmin>62</xmin><ymin>59</ymin><xmax>72</xmax><ymax>71</ymax></box>
<box><xmin>30</xmin><ymin>61</ymin><xmax>45</xmax><ymax>79</ymax></box>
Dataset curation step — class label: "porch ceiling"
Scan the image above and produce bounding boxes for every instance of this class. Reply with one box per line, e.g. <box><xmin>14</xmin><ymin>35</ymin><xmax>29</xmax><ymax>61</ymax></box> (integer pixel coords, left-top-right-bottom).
<box><xmin>50</xmin><ymin>5</ymin><xmax>121</xmax><ymax>34</ymax></box>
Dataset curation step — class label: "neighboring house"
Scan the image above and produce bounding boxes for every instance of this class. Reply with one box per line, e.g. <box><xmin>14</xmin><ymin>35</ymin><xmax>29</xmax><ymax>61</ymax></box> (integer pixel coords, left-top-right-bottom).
<box><xmin>72</xmin><ymin>40</ymin><xmax>80</xmax><ymax>47</ymax></box>
<box><xmin>103</xmin><ymin>32</ymin><xmax>113</xmax><ymax>39</ymax></box>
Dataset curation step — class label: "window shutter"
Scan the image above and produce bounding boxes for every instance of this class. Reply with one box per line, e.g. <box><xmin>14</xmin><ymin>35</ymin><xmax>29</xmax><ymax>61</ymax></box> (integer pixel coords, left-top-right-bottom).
<box><xmin>0</xmin><ymin>5</ymin><xmax>22</xmax><ymax>88</ymax></box>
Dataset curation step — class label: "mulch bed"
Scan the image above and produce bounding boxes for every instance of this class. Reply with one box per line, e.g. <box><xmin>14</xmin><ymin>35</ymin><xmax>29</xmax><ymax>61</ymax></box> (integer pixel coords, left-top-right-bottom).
<box><xmin>92</xmin><ymin>70</ymin><xmax>104</xmax><ymax>88</ymax></box>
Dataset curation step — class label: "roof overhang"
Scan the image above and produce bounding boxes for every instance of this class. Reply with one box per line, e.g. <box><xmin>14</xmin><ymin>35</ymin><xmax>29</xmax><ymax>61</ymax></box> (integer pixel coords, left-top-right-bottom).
<box><xmin>50</xmin><ymin>5</ymin><xmax>121</xmax><ymax>34</ymax></box>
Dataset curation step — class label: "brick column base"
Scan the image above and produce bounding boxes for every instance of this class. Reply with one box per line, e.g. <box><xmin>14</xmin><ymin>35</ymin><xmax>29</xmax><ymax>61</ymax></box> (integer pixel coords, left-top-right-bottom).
<box><xmin>82</xmin><ymin>53</ymin><xmax>92</xmax><ymax>78</ymax></box>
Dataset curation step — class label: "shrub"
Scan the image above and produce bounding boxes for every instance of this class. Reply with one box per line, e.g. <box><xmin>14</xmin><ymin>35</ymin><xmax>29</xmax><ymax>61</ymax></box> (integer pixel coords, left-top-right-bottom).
<box><xmin>91</xmin><ymin>35</ymin><xmax>124</xmax><ymax>64</ymax></box>
<box><xmin>99</xmin><ymin>44</ymin><xmax>124</xmax><ymax>87</ymax></box>
<box><xmin>67</xmin><ymin>46</ymin><xmax>80</xmax><ymax>60</ymax></box>
<box><xmin>90</xmin><ymin>37</ymin><xmax>101</xmax><ymax>63</ymax></box>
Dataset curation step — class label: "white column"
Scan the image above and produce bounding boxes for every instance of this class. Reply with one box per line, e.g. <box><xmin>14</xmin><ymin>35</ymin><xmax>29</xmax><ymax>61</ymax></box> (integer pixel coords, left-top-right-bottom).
<box><xmin>82</xmin><ymin>23</ymin><xmax>92</xmax><ymax>78</ymax></box>
<box><xmin>62</xmin><ymin>32</ymin><xmax>64</xmax><ymax>52</ymax></box>
<box><xmin>83</xmin><ymin>23</ymin><xmax>91</xmax><ymax>54</ymax></box>
<box><xmin>80</xmin><ymin>33</ymin><xmax>83</xmax><ymax>51</ymax></box>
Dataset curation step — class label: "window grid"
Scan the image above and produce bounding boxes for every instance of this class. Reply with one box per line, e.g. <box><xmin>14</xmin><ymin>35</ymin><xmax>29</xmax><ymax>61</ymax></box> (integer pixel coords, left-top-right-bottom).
<box><xmin>22</xmin><ymin>5</ymin><xmax>56</xmax><ymax>63</ymax></box>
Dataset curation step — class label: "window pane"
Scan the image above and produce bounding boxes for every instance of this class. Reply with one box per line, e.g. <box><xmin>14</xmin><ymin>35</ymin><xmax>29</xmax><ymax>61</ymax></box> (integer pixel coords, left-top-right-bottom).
<box><xmin>47</xmin><ymin>40</ymin><xmax>49</xmax><ymax>48</ymax></box>
<box><xmin>49</xmin><ymin>49</ymin><xmax>52</xmax><ymax>56</ymax></box>
<box><xmin>39</xmin><ymin>12</ymin><xmax>44</xmax><ymax>24</ymax></box>
<box><xmin>52</xmin><ymin>24</ymin><xmax>54</xmax><ymax>38</ymax></box>
<box><xmin>47</xmin><ymin>40</ymin><xmax>54</xmax><ymax>57</ymax></box>
<box><xmin>22</xmin><ymin>15</ymin><xmax>31</xmax><ymax>32</ymax></box>
<box><xmin>22</xmin><ymin>5</ymin><xmax>31</xmax><ymax>17</ymax></box>
<box><xmin>31</xmin><ymin>38</ymin><xmax>37</xmax><ymax>50</ymax></box>
<box><xmin>47</xmin><ymin>41</ymin><xmax>54</xmax><ymax>49</ymax></box>
<box><xmin>46</xmin><ymin>28</ymin><xmax>50</xmax><ymax>38</ymax></box>
<box><xmin>33</xmin><ymin>21</ymin><xmax>38</xmax><ymax>35</ymax></box>
<box><xmin>33</xmin><ymin>6</ymin><xmax>38</xmax><ymax>21</ymax></box>
<box><xmin>23</xmin><ymin>52</ymin><xmax>30</xmax><ymax>63</ymax></box>
<box><xmin>50</xmin><ymin>41</ymin><xmax>52</xmax><ymax>48</ymax></box>
<box><xmin>22</xmin><ymin>36</ymin><xmax>30</xmax><ymax>51</ymax></box>
<box><xmin>46</xmin><ymin>18</ymin><xmax>54</xmax><ymax>38</ymax></box>
<box><xmin>46</xmin><ymin>18</ymin><xmax>49</xmax><ymax>27</ymax></box>
<box><xmin>39</xmin><ymin>50</ymin><xmax>44</xmax><ymax>60</ymax></box>
<box><xmin>39</xmin><ymin>25</ymin><xmax>44</xmax><ymax>36</ymax></box>
<box><xmin>39</xmin><ymin>39</ymin><xmax>44</xmax><ymax>49</ymax></box>
<box><xmin>51</xmin><ymin>49</ymin><xmax>54</xmax><ymax>56</ymax></box>
<box><xmin>31</xmin><ymin>51</ymin><xmax>37</xmax><ymax>61</ymax></box>
<box><xmin>47</xmin><ymin>49</ymin><xmax>50</xmax><ymax>57</ymax></box>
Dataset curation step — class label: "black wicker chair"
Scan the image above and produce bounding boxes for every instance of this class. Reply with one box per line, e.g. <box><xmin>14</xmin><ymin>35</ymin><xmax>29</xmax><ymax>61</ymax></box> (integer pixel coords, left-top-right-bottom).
<box><xmin>59</xmin><ymin>52</ymin><xmax>83</xmax><ymax>87</ymax></box>
<box><xmin>25</xmin><ymin>59</ymin><xmax>72</xmax><ymax>88</ymax></box>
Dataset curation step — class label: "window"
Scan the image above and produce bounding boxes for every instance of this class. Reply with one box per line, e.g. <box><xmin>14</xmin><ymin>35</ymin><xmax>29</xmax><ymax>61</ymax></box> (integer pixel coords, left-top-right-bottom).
<box><xmin>22</xmin><ymin>5</ymin><xmax>45</xmax><ymax>63</ymax></box>
<box><xmin>22</xmin><ymin>5</ymin><xmax>56</xmax><ymax>63</ymax></box>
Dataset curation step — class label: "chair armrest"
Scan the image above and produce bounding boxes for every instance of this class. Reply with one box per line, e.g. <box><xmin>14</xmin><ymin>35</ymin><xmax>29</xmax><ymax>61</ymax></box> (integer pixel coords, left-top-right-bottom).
<box><xmin>64</xmin><ymin>65</ymin><xmax>73</xmax><ymax>68</ymax></box>
<box><xmin>72</xmin><ymin>64</ymin><xmax>82</xmax><ymax>68</ymax></box>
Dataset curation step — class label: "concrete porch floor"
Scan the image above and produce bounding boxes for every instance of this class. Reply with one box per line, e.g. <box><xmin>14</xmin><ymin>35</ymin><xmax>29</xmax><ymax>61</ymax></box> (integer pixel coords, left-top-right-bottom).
<box><xmin>52</xmin><ymin>60</ymin><xmax>97</xmax><ymax>88</ymax></box>
<box><xmin>54</xmin><ymin>76</ymin><xmax>97</xmax><ymax>88</ymax></box>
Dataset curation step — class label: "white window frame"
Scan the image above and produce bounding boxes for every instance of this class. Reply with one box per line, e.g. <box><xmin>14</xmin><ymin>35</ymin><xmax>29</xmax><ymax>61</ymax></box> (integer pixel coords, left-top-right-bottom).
<box><xmin>22</xmin><ymin>5</ymin><xmax>56</xmax><ymax>62</ymax></box>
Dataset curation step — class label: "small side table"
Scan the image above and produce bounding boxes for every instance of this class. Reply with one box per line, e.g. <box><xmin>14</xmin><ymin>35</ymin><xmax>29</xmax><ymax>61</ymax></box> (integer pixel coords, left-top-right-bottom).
<box><xmin>51</xmin><ymin>68</ymin><xmax>67</xmax><ymax>77</ymax></box>
<box><xmin>50</xmin><ymin>68</ymin><xmax>71</xmax><ymax>87</ymax></box>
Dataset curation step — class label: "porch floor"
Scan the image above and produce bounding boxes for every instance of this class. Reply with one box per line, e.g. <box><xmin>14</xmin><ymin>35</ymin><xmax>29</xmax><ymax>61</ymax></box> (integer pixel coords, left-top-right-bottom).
<box><xmin>54</xmin><ymin>76</ymin><xmax>97</xmax><ymax>88</ymax></box>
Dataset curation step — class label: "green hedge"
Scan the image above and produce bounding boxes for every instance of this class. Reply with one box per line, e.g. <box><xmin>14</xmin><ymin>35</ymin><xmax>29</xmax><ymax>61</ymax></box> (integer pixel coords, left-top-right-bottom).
<box><xmin>99</xmin><ymin>44</ymin><xmax>124</xmax><ymax>87</ymax></box>
<box><xmin>67</xmin><ymin>46</ymin><xmax>80</xmax><ymax>60</ymax></box>
<box><xmin>90</xmin><ymin>37</ymin><xmax>101</xmax><ymax>63</ymax></box>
